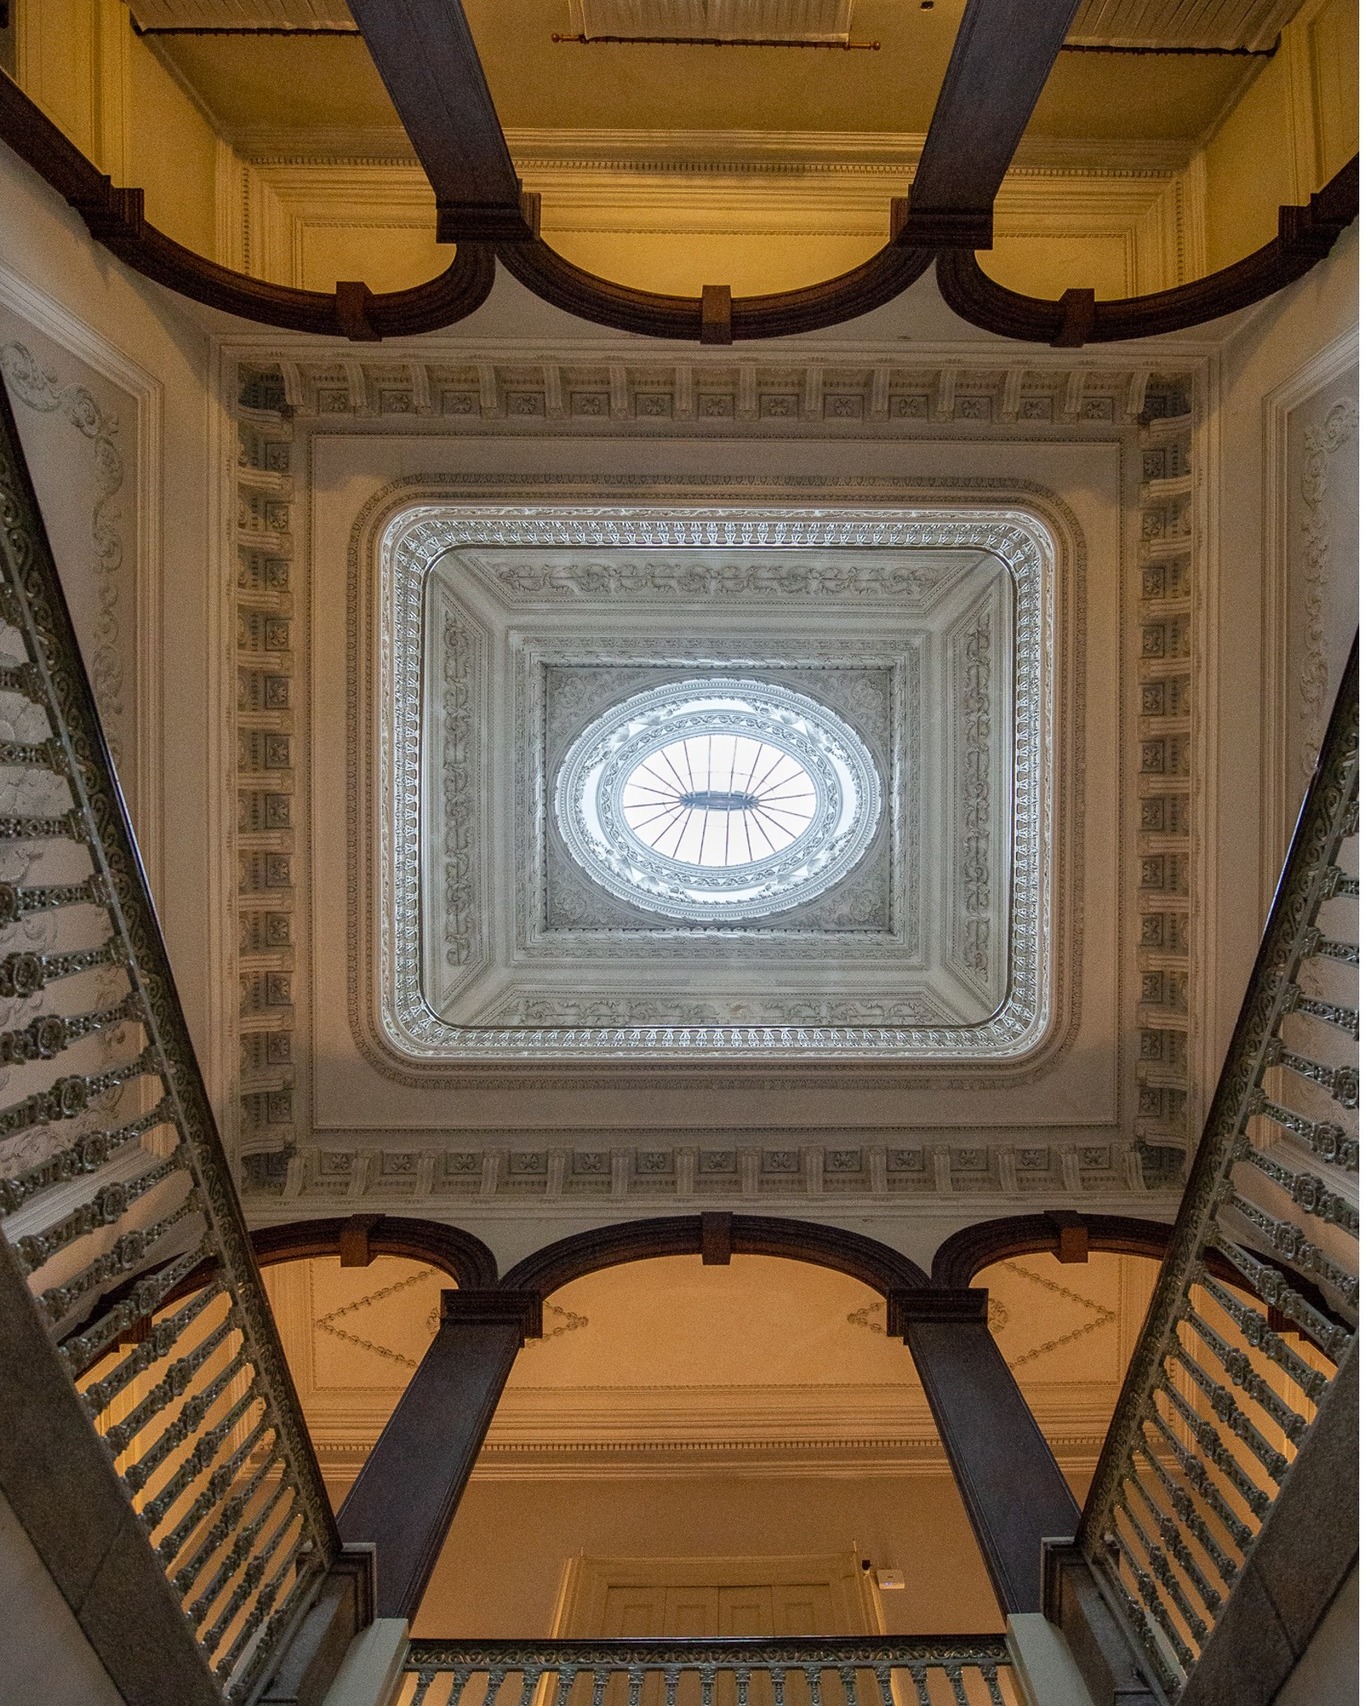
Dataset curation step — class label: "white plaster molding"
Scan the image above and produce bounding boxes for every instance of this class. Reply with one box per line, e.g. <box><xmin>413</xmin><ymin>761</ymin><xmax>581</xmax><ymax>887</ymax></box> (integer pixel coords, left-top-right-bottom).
<box><xmin>1259</xmin><ymin>328</ymin><xmax>1359</xmax><ymax>904</ymax></box>
<box><xmin>0</xmin><ymin>259</ymin><xmax>163</xmax><ymax>888</ymax></box>
<box><xmin>375</xmin><ymin>504</ymin><xmax>1056</xmax><ymax>1061</ymax></box>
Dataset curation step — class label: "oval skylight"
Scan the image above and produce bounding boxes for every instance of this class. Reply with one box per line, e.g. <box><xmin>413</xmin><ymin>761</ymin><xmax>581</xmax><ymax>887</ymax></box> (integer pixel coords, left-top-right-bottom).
<box><xmin>554</xmin><ymin>678</ymin><xmax>882</xmax><ymax>922</ymax></box>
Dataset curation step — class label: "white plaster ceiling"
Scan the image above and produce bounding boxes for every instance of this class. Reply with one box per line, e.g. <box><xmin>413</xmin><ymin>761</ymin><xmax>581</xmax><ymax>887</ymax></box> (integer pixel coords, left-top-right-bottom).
<box><xmin>378</xmin><ymin>506</ymin><xmax>1052</xmax><ymax>1061</ymax></box>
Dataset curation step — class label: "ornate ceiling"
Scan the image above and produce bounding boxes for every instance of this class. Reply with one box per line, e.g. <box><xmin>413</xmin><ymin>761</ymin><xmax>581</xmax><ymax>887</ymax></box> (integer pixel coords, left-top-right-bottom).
<box><xmin>375</xmin><ymin>505</ymin><xmax>1050</xmax><ymax>1059</ymax></box>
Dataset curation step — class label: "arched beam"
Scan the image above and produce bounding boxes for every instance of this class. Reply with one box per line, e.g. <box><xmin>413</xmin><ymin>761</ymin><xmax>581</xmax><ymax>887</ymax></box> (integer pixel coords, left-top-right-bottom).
<box><xmin>500</xmin><ymin>1212</ymin><xmax>929</xmax><ymax>1300</ymax></box>
<box><xmin>0</xmin><ymin>64</ymin><xmax>1352</xmax><ymax>347</ymax></box>
<box><xmin>935</xmin><ymin>157</ymin><xmax>1358</xmax><ymax>346</ymax></box>
<box><xmin>249</xmin><ymin>1215</ymin><xmax>499</xmax><ymax>1288</ymax></box>
<box><xmin>932</xmin><ymin>1213</ymin><xmax>1176</xmax><ymax>1288</ymax></box>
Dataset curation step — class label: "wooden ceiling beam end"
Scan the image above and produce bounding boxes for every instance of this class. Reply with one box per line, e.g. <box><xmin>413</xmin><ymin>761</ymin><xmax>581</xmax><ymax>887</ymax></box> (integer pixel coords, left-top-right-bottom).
<box><xmin>904</xmin><ymin>0</ymin><xmax>1083</xmax><ymax>246</ymax></box>
<box><xmin>346</xmin><ymin>0</ymin><xmax>536</xmax><ymax>243</ymax></box>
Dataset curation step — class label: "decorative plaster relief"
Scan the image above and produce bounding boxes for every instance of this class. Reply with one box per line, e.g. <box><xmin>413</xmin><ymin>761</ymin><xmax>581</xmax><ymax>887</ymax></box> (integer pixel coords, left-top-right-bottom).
<box><xmin>240</xmin><ymin>1134</ymin><xmax>1159</xmax><ymax>1204</ymax></box>
<box><xmin>0</xmin><ymin>340</ymin><xmax>128</xmax><ymax>756</ymax></box>
<box><xmin>1297</xmin><ymin>395</ymin><xmax>1358</xmax><ymax>779</ymax></box>
<box><xmin>376</xmin><ymin>506</ymin><xmax>1056</xmax><ymax>1060</ymax></box>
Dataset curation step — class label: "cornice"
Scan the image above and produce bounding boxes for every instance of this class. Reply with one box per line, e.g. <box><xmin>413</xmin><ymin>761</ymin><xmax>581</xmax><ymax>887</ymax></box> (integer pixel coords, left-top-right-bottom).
<box><xmin>231</xmin><ymin>124</ymin><xmax>1193</xmax><ymax>179</ymax></box>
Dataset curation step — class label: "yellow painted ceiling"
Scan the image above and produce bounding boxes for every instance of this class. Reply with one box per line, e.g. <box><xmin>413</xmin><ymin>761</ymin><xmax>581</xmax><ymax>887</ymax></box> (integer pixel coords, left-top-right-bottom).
<box><xmin>153</xmin><ymin>4</ymin><xmax>1255</xmax><ymax>150</ymax></box>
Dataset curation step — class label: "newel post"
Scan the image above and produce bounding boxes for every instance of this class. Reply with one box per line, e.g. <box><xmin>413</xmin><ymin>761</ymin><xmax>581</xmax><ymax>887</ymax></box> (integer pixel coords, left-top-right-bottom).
<box><xmin>889</xmin><ymin>1287</ymin><xmax>1080</xmax><ymax>1615</ymax></box>
<box><xmin>337</xmin><ymin>1289</ymin><xmax>542</xmax><ymax>1619</ymax></box>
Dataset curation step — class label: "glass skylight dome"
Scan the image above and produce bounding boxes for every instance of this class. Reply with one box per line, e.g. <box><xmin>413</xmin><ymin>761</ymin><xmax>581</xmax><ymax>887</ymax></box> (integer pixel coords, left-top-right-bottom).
<box><xmin>554</xmin><ymin>678</ymin><xmax>882</xmax><ymax>922</ymax></box>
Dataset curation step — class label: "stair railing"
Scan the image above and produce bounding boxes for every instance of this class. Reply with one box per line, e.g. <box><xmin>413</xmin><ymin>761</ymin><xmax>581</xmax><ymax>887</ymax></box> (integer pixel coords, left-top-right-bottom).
<box><xmin>398</xmin><ymin>1637</ymin><xmax>1018</xmax><ymax>1706</ymax></box>
<box><xmin>1078</xmin><ymin>643</ymin><xmax>1358</xmax><ymax>1696</ymax></box>
<box><xmin>0</xmin><ymin>376</ymin><xmax>338</xmax><ymax>1693</ymax></box>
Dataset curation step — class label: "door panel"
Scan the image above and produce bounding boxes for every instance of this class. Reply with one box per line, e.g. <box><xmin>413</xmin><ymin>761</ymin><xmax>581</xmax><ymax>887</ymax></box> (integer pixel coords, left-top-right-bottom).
<box><xmin>771</xmin><ymin>1585</ymin><xmax>835</xmax><ymax>1637</ymax></box>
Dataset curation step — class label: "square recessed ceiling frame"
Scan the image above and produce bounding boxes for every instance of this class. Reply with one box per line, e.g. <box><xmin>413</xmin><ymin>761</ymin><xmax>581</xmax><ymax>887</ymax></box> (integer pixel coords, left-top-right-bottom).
<box><xmin>374</xmin><ymin>504</ymin><xmax>1060</xmax><ymax>1062</ymax></box>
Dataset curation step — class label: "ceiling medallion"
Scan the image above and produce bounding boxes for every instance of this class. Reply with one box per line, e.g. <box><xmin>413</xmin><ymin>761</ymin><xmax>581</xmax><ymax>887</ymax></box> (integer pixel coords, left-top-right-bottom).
<box><xmin>554</xmin><ymin>678</ymin><xmax>883</xmax><ymax>923</ymax></box>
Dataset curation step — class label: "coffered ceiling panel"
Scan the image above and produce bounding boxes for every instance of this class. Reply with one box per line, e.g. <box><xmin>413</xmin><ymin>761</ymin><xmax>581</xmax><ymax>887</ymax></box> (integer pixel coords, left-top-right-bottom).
<box><xmin>376</xmin><ymin>506</ymin><xmax>1052</xmax><ymax>1060</ymax></box>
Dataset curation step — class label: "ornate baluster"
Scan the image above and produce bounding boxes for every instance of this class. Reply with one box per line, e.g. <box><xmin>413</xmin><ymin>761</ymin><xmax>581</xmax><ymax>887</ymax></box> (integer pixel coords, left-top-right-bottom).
<box><xmin>905</xmin><ymin>1664</ymin><xmax>931</xmax><ymax>1706</ymax></box>
<box><xmin>0</xmin><ymin>809</ymin><xmax>82</xmax><ymax>841</ymax></box>
<box><xmin>0</xmin><ymin>989</ymin><xmax>142</xmax><ymax>1067</ymax></box>
<box><xmin>137</xmin><ymin>1385</ymin><xmax>265</xmax><ymax>1525</ymax></box>
<box><xmin>1232</xmin><ymin>1143</ymin><xmax>1359</xmax><ymax>1233</ymax></box>
<box><xmin>1211</xmin><ymin>1235</ymin><xmax>1353</xmax><ymax>1358</ymax></box>
<box><xmin>171</xmin><ymin>1450</ymin><xmax>277</xmax><ymax>1594</ymax></box>
<box><xmin>16</xmin><ymin>1156</ymin><xmax>183</xmax><ymax>1274</ymax></box>
<box><xmin>1117</xmin><ymin>1482</ymin><xmax>1217</xmax><ymax>1630</ymax></box>
<box><xmin>58</xmin><ymin>1239</ymin><xmax>213</xmax><ymax>1372</ymax></box>
<box><xmin>0</xmin><ymin>939</ymin><xmax>122</xmax><ymax>996</ymax></box>
<box><xmin>0</xmin><ymin>660</ymin><xmax>43</xmax><ymax>698</ymax></box>
<box><xmin>99</xmin><ymin>1312</ymin><xmax>238</xmax><ymax>1453</ymax></box>
<box><xmin>1182</xmin><ymin>1305</ymin><xmax>1310</xmax><ymax>1441</ymax></box>
<box><xmin>1303</xmin><ymin>927</ymin><xmax>1359</xmax><ymax>966</ymax></box>
<box><xmin>732</xmin><ymin>1665</ymin><xmax>750</xmax><ymax>1706</ymax></box>
<box><xmin>626</xmin><ymin>1665</ymin><xmax>645</xmax><ymax>1706</ymax></box>
<box><xmin>186</xmin><ymin>1478</ymin><xmax>293</xmax><ymax>1626</ymax></box>
<box><xmin>0</xmin><ymin>735</ymin><xmax>67</xmax><ymax>771</ymax></box>
<box><xmin>945</xmin><ymin>1663</ymin><xmax>970</xmax><ymax>1706</ymax></box>
<box><xmin>0</xmin><ymin>871</ymin><xmax>109</xmax><ymax>922</ymax></box>
<box><xmin>870</xmin><ymin>1664</ymin><xmax>893</xmax><ymax>1706</ymax></box>
<box><xmin>1264</xmin><ymin>1036</ymin><xmax>1359</xmax><ymax>1107</ymax></box>
<box><xmin>1248</xmin><ymin>1092</ymin><xmax>1358</xmax><ymax>1168</ymax></box>
<box><xmin>79</xmin><ymin>1280</ymin><xmax>218</xmax><ymax>1413</ymax></box>
<box><xmin>119</xmin><ymin>1346</ymin><xmax>254</xmax><ymax>1488</ymax></box>
<box><xmin>0</xmin><ymin>1096</ymin><xmax>171</xmax><ymax>1217</ymax></box>
<box><xmin>482</xmin><ymin>1666</ymin><xmax>509</xmax><ymax>1706</ymax></box>
<box><xmin>1156</xmin><ymin>1377</ymin><xmax>1271</xmax><ymax>1519</ymax></box>
<box><xmin>38</xmin><ymin>1195</ymin><xmax>202</xmax><ymax>1324</ymax></box>
<box><xmin>699</xmin><ymin>1662</ymin><xmax>716</xmax><ymax>1706</ymax></box>
<box><xmin>836</xmin><ymin>1665</ymin><xmax>857</xmax><ymax>1706</ymax></box>
<box><xmin>663</xmin><ymin>1664</ymin><xmax>681</xmax><ymax>1706</ymax></box>
<box><xmin>1103</xmin><ymin>1523</ymin><xmax>1197</xmax><ymax>1676</ymax></box>
<box><xmin>803</xmin><ymin>1664</ymin><xmax>823</xmax><ymax>1706</ymax></box>
<box><xmin>1197</xmin><ymin>1274</ymin><xmax>1327</xmax><ymax>1399</ymax></box>
<box><xmin>1284</xmin><ymin>981</ymin><xmax>1359</xmax><ymax>1037</ymax></box>
<box><xmin>156</xmin><ymin>1415</ymin><xmax>275</xmax><ymax>1566</ymax></box>
<box><xmin>980</xmin><ymin>1663</ymin><xmax>1007</xmax><ymax>1706</ymax></box>
<box><xmin>1166</xmin><ymin>1344</ymin><xmax>1292</xmax><ymax>1482</ymax></box>
<box><xmin>1132</xmin><ymin>1431</ymin><xmax>1241</xmax><ymax>1584</ymax></box>
<box><xmin>554</xmin><ymin>1662</ymin><xmax>577</xmax><ymax>1706</ymax></box>
<box><xmin>1218</xmin><ymin>1189</ymin><xmax>1359</xmax><ymax>1312</ymax></box>
<box><xmin>210</xmin><ymin>1522</ymin><xmax>313</xmax><ymax>1680</ymax></box>
<box><xmin>0</xmin><ymin>1045</ymin><xmax>162</xmax><ymax>1143</ymax></box>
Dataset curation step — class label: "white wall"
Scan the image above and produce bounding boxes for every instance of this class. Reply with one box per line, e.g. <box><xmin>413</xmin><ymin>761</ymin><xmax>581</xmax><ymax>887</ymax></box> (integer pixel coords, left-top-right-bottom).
<box><xmin>0</xmin><ymin>140</ymin><xmax>228</xmax><ymax>1107</ymax></box>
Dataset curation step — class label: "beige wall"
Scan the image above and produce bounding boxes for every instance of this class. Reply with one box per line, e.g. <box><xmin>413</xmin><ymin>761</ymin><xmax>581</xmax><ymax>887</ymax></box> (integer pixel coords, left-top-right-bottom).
<box><xmin>405</xmin><ymin>1471</ymin><xmax>1096</xmax><ymax>1640</ymax></box>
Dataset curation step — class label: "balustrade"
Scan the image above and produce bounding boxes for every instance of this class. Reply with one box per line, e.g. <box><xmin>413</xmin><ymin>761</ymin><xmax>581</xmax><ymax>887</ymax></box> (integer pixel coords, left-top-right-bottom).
<box><xmin>0</xmin><ymin>377</ymin><xmax>337</xmax><ymax>1699</ymax></box>
<box><xmin>398</xmin><ymin>1639</ymin><xmax>1018</xmax><ymax>1706</ymax></box>
<box><xmin>1079</xmin><ymin>646</ymin><xmax>1359</xmax><ymax>1698</ymax></box>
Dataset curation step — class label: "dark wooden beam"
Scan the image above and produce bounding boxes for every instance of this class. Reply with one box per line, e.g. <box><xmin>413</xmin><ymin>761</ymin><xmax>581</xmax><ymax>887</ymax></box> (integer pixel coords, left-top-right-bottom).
<box><xmin>888</xmin><ymin>1287</ymin><xmax>1080</xmax><ymax>1614</ymax></box>
<box><xmin>336</xmin><ymin>1290</ymin><xmax>541</xmax><ymax>1619</ymax></box>
<box><xmin>901</xmin><ymin>0</ymin><xmax>1083</xmax><ymax>247</ymax></box>
<box><xmin>338</xmin><ymin>1214</ymin><xmax>384</xmax><ymax>1268</ymax></box>
<box><xmin>700</xmin><ymin>1212</ymin><xmax>733</xmax><ymax>1265</ymax></box>
<box><xmin>344</xmin><ymin>0</ymin><xmax>535</xmax><ymax>242</ymax></box>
